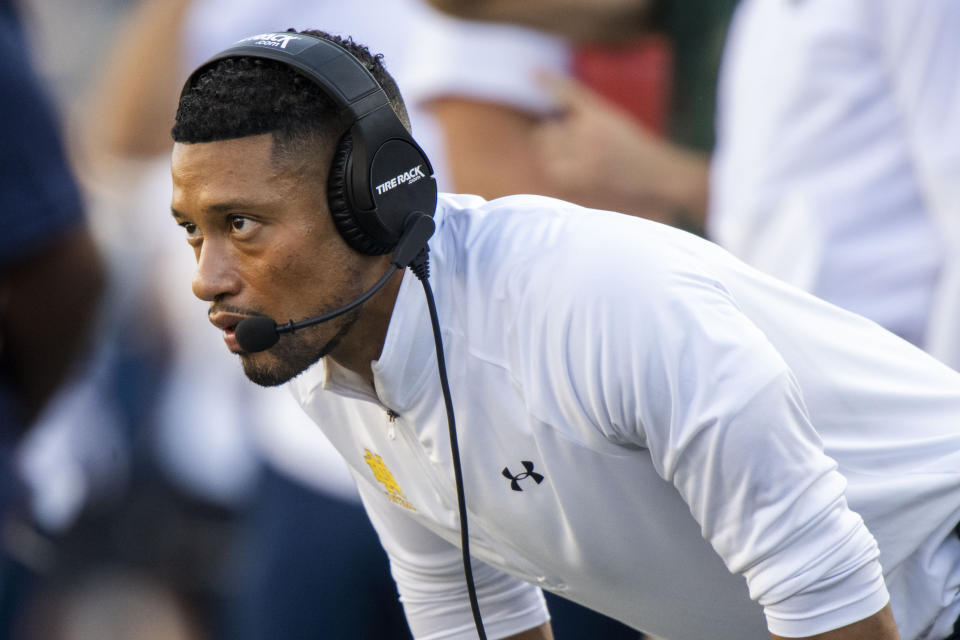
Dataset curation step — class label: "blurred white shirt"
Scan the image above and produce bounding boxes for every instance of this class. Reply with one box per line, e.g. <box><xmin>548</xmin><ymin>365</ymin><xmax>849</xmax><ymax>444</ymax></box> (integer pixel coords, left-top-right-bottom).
<box><xmin>710</xmin><ymin>0</ymin><xmax>960</xmax><ymax>367</ymax></box>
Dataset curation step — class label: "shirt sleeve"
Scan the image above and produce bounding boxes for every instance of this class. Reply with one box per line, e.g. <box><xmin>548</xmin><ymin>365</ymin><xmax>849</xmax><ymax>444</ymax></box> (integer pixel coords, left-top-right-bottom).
<box><xmin>518</xmin><ymin>217</ymin><xmax>888</xmax><ymax>636</ymax></box>
<box><xmin>356</xmin><ymin>476</ymin><xmax>550</xmax><ymax>640</ymax></box>
<box><xmin>875</xmin><ymin>0</ymin><xmax>960</xmax><ymax>368</ymax></box>
<box><xmin>402</xmin><ymin>10</ymin><xmax>570</xmax><ymax>115</ymax></box>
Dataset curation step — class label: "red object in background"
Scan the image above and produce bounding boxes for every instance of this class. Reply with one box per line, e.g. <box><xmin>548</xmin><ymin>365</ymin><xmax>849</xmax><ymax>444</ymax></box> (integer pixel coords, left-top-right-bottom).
<box><xmin>572</xmin><ymin>34</ymin><xmax>673</xmax><ymax>135</ymax></box>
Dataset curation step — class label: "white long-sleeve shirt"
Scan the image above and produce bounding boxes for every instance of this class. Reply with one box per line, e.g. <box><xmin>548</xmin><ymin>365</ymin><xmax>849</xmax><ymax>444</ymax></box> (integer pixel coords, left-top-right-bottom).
<box><xmin>292</xmin><ymin>193</ymin><xmax>960</xmax><ymax>639</ymax></box>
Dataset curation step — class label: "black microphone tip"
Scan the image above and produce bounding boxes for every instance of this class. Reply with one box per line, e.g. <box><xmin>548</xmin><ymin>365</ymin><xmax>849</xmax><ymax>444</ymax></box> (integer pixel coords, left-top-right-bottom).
<box><xmin>235</xmin><ymin>315</ymin><xmax>280</xmax><ymax>353</ymax></box>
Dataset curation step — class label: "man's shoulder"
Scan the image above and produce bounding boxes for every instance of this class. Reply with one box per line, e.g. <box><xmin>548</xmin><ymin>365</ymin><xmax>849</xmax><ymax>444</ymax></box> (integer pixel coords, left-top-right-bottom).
<box><xmin>432</xmin><ymin>193</ymin><xmax>734</xmax><ymax>335</ymax></box>
<box><xmin>435</xmin><ymin>192</ymin><xmax>676</xmax><ymax>263</ymax></box>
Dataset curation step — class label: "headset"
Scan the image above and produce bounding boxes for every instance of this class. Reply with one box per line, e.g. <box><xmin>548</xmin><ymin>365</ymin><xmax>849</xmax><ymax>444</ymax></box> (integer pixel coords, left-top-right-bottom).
<box><xmin>180</xmin><ymin>31</ymin><xmax>488</xmax><ymax>639</ymax></box>
<box><xmin>183</xmin><ymin>30</ymin><xmax>437</xmax><ymax>256</ymax></box>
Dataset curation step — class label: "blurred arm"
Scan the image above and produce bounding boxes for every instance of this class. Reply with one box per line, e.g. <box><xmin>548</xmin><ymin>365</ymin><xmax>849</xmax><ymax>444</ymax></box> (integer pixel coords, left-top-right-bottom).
<box><xmin>531</xmin><ymin>73</ymin><xmax>708</xmax><ymax>225</ymax></box>
<box><xmin>429</xmin><ymin>76</ymin><xmax>707</xmax><ymax>226</ymax></box>
<box><xmin>0</xmin><ymin>4</ymin><xmax>106</xmax><ymax>433</ymax></box>
<box><xmin>80</xmin><ymin>0</ymin><xmax>193</xmax><ymax>161</ymax></box>
<box><xmin>429</xmin><ymin>97</ymin><xmax>558</xmax><ymax>199</ymax></box>
<box><xmin>426</xmin><ymin>0</ymin><xmax>654</xmax><ymax>43</ymax></box>
<box><xmin>2</xmin><ymin>228</ymin><xmax>104</xmax><ymax>432</ymax></box>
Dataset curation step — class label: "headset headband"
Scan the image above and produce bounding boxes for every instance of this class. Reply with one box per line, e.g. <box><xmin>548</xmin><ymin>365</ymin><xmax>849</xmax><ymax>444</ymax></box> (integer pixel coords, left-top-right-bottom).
<box><xmin>186</xmin><ymin>32</ymin><xmax>390</xmax><ymax>120</ymax></box>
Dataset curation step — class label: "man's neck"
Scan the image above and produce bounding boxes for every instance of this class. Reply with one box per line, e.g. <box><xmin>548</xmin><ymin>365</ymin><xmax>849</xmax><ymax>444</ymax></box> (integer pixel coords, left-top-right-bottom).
<box><xmin>328</xmin><ymin>268</ymin><xmax>406</xmax><ymax>389</ymax></box>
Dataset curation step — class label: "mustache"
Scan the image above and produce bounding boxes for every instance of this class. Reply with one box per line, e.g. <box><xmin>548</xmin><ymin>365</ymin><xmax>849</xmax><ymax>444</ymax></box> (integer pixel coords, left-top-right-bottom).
<box><xmin>208</xmin><ymin>303</ymin><xmax>264</xmax><ymax>319</ymax></box>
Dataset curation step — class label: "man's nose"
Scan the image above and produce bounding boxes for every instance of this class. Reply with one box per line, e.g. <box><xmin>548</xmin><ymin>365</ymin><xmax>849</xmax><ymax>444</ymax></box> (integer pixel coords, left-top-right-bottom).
<box><xmin>192</xmin><ymin>242</ymin><xmax>240</xmax><ymax>302</ymax></box>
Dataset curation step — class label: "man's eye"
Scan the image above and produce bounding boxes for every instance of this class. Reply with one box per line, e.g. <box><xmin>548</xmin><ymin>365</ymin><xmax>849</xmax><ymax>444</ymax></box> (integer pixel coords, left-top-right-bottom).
<box><xmin>179</xmin><ymin>221</ymin><xmax>201</xmax><ymax>239</ymax></box>
<box><xmin>230</xmin><ymin>216</ymin><xmax>257</xmax><ymax>234</ymax></box>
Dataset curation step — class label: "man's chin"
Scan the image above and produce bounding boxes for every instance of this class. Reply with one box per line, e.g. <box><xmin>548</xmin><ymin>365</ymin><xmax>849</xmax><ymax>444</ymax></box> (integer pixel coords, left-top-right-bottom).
<box><xmin>235</xmin><ymin>308</ymin><xmax>355</xmax><ymax>387</ymax></box>
<box><xmin>239</xmin><ymin>351</ymin><xmax>314</xmax><ymax>387</ymax></box>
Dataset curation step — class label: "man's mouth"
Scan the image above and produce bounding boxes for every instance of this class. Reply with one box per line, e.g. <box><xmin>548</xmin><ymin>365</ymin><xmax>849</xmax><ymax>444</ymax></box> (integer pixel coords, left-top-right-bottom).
<box><xmin>208</xmin><ymin>312</ymin><xmax>248</xmax><ymax>353</ymax></box>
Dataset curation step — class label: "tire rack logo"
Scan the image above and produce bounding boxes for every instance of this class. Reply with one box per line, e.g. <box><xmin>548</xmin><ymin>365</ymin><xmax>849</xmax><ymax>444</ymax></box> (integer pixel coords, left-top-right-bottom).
<box><xmin>376</xmin><ymin>165</ymin><xmax>426</xmax><ymax>196</ymax></box>
<box><xmin>239</xmin><ymin>33</ymin><xmax>299</xmax><ymax>49</ymax></box>
<box><xmin>363</xmin><ymin>449</ymin><xmax>416</xmax><ymax>510</ymax></box>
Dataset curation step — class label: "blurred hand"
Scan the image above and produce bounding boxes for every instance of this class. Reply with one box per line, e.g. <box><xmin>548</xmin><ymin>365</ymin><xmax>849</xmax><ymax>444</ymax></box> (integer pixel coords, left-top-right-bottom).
<box><xmin>532</xmin><ymin>73</ymin><xmax>709</xmax><ymax>226</ymax></box>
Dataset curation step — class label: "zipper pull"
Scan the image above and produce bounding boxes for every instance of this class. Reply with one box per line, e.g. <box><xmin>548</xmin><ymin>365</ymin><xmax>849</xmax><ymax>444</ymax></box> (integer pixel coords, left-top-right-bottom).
<box><xmin>386</xmin><ymin>409</ymin><xmax>399</xmax><ymax>441</ymax></box>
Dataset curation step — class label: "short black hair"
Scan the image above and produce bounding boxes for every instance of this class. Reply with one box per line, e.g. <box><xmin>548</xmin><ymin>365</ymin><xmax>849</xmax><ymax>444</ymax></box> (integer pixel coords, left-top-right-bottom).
<box><xmin>171</xmin><ymin>29</ymin><xmax>410</xmax><ymax>154</ymax></box>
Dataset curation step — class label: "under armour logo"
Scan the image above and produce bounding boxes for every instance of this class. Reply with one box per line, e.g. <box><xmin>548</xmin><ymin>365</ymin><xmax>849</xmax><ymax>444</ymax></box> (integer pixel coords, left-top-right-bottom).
<box><xmin>502</xmin><ymin>461</ymin><xmax>544</xmax><ymax>491</ymax></box>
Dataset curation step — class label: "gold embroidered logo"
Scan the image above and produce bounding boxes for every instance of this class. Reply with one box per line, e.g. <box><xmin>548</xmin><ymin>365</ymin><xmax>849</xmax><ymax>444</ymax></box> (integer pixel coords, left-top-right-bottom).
<box><xmin>363</xmin><ymin>449</ymin><xmax>416</xmax><ymax>511</ymax></box>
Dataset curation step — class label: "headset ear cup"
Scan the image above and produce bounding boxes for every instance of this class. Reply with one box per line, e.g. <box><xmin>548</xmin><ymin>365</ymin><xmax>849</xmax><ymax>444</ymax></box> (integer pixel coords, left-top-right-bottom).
<box><xmin>327</xmin><ymin>132</ymin><xmax>391</xmax><ymax>256</ymax></box>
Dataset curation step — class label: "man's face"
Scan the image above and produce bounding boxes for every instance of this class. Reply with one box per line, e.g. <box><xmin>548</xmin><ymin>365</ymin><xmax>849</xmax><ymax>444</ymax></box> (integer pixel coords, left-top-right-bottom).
<box><xmin>170</xmin><ymin>133</ymin><xmax>368</xmax><ymax>386</ymax></box>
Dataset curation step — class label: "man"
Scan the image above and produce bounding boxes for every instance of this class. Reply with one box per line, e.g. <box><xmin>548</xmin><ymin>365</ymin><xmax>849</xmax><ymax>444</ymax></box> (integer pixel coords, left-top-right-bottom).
<box><xmin>170</xmin><ymin>30</ymin><xmax>960</xmax><ymax>640</ymax></box>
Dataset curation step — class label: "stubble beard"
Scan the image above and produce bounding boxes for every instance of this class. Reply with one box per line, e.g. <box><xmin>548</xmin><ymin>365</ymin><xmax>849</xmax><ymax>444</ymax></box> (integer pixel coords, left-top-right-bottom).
<box><xmin>239</xmin><ymin>308</ymin><xmax>361</xmax><ymax>387</ymax></box>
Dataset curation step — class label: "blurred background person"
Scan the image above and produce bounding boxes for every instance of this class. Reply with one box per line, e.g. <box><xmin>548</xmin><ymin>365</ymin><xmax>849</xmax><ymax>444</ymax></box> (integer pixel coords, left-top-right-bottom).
<box><xmin>0</xmin><ymin>0</ymin><xmax>105</xmax><ymax>635</ymax></box>
<box><xmin>23</xmin><ymin>0</ymin><xmax>422</xmax><ymax>638</ymax></box>
<box><xmin>420</xmin><ymin>0</ymin><xmax>736</xmax><ymax>233</ymax></box>
<box><xmin>709</xmin><ymin>0</ymin><xmax>960</xmax><ymax>369</ymax></box>
<box><xmin>7</xmin><ymin>0</ymin><xmax>231</xmax><ymax>637</ymax></box>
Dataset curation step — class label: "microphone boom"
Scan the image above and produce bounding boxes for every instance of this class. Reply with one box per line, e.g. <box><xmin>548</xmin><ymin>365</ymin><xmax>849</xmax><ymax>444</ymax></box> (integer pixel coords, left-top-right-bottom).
<box><xmin>234</xmin><ymin>266</ymin><xmax>400</xmax><ymax>353</ymax></box>
<box><xmin>234</xmin><ymin>214</ymin><xmax>434</xmax><ymax>354</ymax></box>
